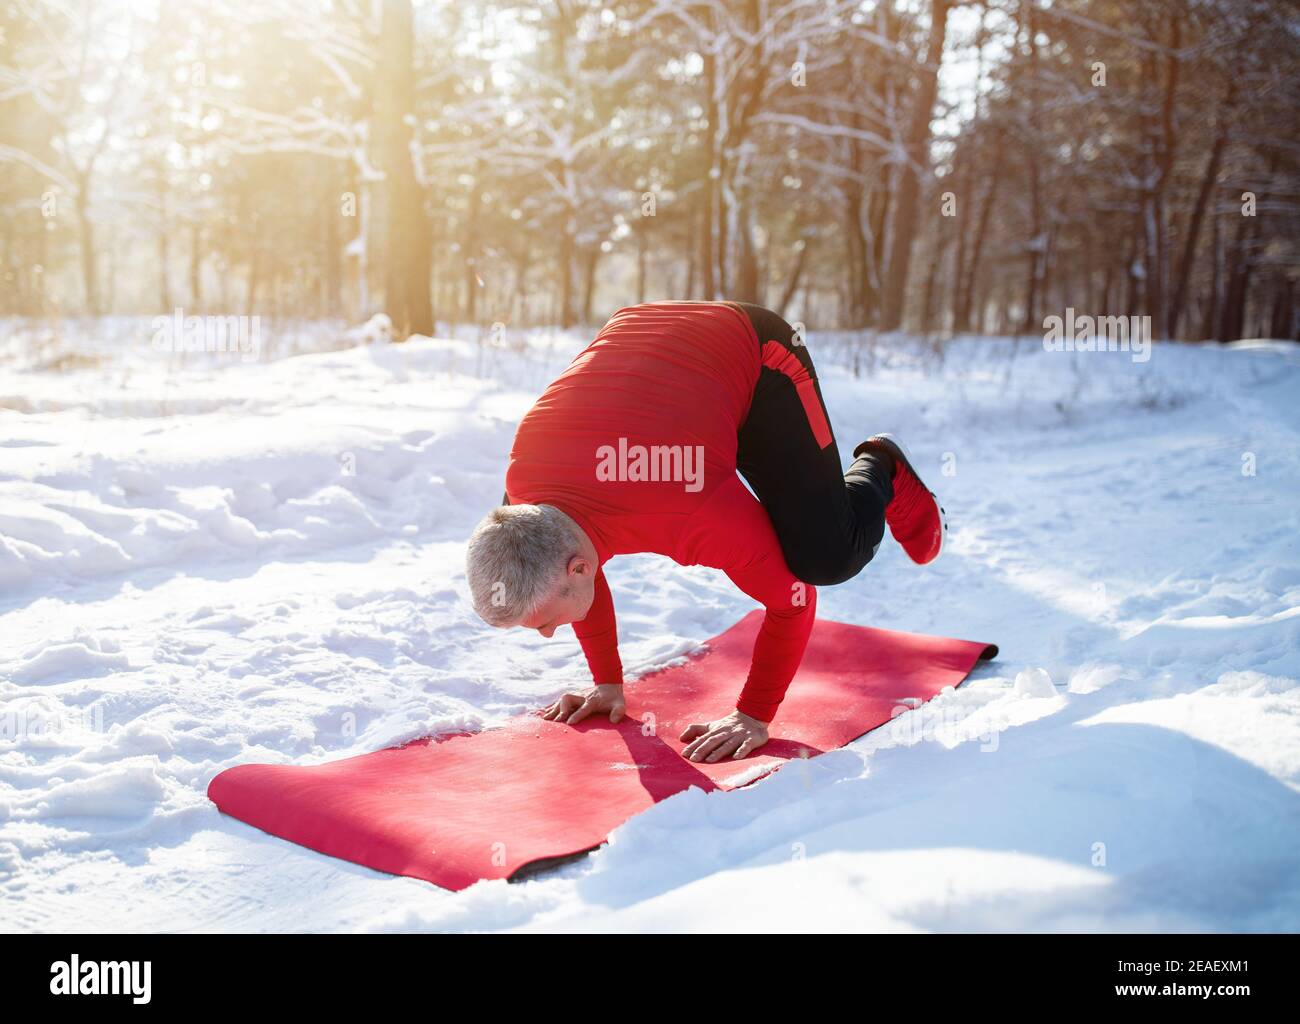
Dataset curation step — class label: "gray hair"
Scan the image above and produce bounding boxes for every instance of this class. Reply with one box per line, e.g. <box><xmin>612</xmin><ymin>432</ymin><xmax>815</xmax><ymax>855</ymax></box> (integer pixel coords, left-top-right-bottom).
<box><xmin>466</xmin><ymin>503</ymin><xmax>580</xmax><ymax>626</ymax></box>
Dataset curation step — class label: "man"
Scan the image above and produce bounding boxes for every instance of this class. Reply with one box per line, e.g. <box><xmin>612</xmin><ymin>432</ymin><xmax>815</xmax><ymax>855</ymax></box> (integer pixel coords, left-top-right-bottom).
<box><xmin>466</xmin><ymin>301</ymin><xmax>944</xmax><ymax>763</ymax></box>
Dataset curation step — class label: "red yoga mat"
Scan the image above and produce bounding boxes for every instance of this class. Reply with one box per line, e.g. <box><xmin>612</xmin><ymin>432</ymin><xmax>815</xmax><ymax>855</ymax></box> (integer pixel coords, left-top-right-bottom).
<box><xmin>208</xmin><ymin>611</ymin><xmax>997</xmax><ymax>891</ymax></box>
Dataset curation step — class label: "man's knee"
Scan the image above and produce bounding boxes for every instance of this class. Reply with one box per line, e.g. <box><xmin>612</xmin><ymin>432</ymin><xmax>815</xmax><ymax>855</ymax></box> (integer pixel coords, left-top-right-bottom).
<box><xmin>786</xmin><ymin>548</ymin><xmax>870</xmax><ymax>588</ymax></box>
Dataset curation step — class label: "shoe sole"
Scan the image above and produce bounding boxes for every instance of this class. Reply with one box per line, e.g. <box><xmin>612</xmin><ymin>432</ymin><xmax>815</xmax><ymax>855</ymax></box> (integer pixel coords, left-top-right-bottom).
<box><xmin>859</xmin><ymin>433</ymin><xmax>947</xmax><ymax>564</ymax></box>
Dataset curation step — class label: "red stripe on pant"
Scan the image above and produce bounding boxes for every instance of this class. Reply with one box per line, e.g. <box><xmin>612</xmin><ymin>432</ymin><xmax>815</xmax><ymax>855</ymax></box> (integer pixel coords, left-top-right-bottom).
<box><xmin>760</xmin><ymin>340</ymin><xmax>833</xmax><ymax>450</ymax></box>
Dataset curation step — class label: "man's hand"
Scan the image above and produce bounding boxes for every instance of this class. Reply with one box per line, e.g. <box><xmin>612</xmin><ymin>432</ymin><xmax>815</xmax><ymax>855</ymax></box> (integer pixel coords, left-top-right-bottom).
<box><xmin>541</xmin><ymin>683</ymin><xmax>626</xmax><ymax>726</ymax></box>
<box><xmin>679</xmin><ymin>710</ymin><xmax>769</xmax><ymax>763</ymax></box>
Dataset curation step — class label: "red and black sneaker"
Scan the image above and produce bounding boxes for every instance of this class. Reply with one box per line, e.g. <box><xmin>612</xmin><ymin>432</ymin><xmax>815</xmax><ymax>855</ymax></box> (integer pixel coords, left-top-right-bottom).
<box><xmin>853</xmin><ymin>434</ymin><xmax>946</xmax><ymax>565</ymax></box>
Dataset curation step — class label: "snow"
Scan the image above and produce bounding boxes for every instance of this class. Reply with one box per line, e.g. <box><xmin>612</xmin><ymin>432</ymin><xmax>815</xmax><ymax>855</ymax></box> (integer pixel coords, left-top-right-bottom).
<box><xmin>1</xmin><ymin>321</ymin><xmax>1298</xmax><ymax>933</ymax></box>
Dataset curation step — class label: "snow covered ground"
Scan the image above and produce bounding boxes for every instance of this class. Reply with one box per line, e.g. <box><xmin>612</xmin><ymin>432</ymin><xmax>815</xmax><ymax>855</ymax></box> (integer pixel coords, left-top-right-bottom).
<box><xmin>2</xmin><ymin>318</ymin><xmax>1298</xmax><ymax>933</ymax></box>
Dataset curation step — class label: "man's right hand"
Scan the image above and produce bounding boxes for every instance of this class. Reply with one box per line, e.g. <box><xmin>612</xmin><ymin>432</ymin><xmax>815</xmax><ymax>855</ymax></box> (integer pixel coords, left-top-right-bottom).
<box><xmin>541</xmin><ymin>683</ymin><xmax>626</xmax><ymax>726</ymax></box>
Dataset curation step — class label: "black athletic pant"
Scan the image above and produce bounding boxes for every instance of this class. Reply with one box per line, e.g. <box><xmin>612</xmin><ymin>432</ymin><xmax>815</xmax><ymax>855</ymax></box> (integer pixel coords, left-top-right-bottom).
<box><xmin>725</xmin><ymin>301</ymin><xmax>892</xmax><ymax>587</ymax></box>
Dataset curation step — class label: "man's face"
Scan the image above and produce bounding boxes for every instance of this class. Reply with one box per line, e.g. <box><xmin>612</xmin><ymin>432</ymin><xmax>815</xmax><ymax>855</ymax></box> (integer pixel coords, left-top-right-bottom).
<box><xmin>516</xmin><ymin>556</ymin><xmax>597</xmax><ymax>637</ymax></box>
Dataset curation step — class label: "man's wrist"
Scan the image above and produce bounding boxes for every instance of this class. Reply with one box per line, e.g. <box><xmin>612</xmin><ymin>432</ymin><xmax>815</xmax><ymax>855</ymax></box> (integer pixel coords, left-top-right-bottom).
<box><xmin>732</xmin><ymin>707</ymin><xmax>770</xmax><ymax>727</ymax></box>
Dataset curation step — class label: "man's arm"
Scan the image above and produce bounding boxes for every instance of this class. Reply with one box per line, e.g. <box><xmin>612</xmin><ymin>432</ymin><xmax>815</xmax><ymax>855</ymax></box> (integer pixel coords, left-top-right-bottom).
<box><xmin>506</xmin><ymin>487</ymin><xmax>625</xmax><ymax>686</ymax></box>
<box><xmin>539</xmin><ymin>566</ymin><xmax>626</xmax><ymax>726</ymax></box>
<box><xmin>725</xmin><ymin>563</ymin><xmax>816</xmax><ymax>722</ymax></box>
<box><xmin>572</xmin><ymin>566</ymin><xmax>624</xmax><ymax>685</ymax></box>
<box><xmin>689</xmin><ymin>476</ymin><xmax>818</xmax><ymax>723</ymax></box>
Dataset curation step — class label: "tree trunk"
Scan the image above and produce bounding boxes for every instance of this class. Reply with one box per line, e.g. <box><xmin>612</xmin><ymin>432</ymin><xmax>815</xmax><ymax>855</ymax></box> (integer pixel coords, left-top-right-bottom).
<box><xmin>879</xmin><ymin>0</ymin><xmax>951</xmax><ymax>331</ymax></box>
<box><xmin>1200</xmin><ymin>208</ymin><xmax>1221</xmax><ymax>340</ymax></box>
<box><xmin>581</xmin><ymin>245</ymin><xmax>600</xmax><ymax>324</ymax></box>
<box><xmin>189</xmin><ymin>225</ymin><xmax>203</xmax><ymax>311</ymax></box>
<box><xmin>636</xmin><ymin>224</ymin><xmax>648</xmax><ymax>304</ymax></box>
<box><xmin>378</xmin><ymin>0</ymin><xmax>433</xmax><ymax>338</ymax></box>
<box><xmin>776</xmin><ymin>240</ymin><xmax>810</xmax><ymax>319</ymax></box>
<box><xmin>864</xmin><ymin>174</ymin><xmax>890</xmax><ymax>321</ymax></box>
<box><xmin>684</xmin><ymin>228</ymin><xmax>696</xmax><ymax>299</ymax></box>
<box><xmin>324</xmin><ymin>182</ymin><xmax>341</xmax><ymax>318</ymax></box>
<box><xmin>949</xmin><ymin>153</ymin><xmax>971</xmax><ymax>331</ymax></box>
<box><xmin>558</xmin><ymin>222</ymin><xmax>576</xmax><ymax>327</ymax></box>
<box><xmin>246</xmin><ymin>243</ymin><xmax>261</xmax><ymax>317</ymax></box>
<box><xmin>920</xmin><ymin>212</ymin><xmax>944</xmax><ymax>333</ymax></box>
<box><xmin>954</xmin><ymin>142</ymin><xmax>1000</xmax><ymax>333</ymax></box>
<box><xmin>699</xmin><ymin>48</ymin><xmax>717</xmax><ymax>300</ymax></box>
<box><xmin>1218</xmin><ymin>212</ymin><xmax>1259</xmax><ymax>342</ymax></box>
<box><xmin>1019</xmin><ymin>7</ymin><xmax>1045</xmax><ymax>336</ymax></box>
<box><xmin>736</xmin><ymin>206</ymin><xmax>759</xmax><ymax>304</ymax></box>
<box><xmin>464</xmin><ymin>165</ymin><xmax>482</xmax><ymax>324</ymax></box>
<box><xmin>76</xmin><ymin>180</ymin><xmax>98</xmax><ymax>316</ymax></box>
<box><xmin>1168</xmin><ymin>93</ymin><xmax>1231</xmax><ymax>338</ymax></box>
<box><xmin>1268</xmin><ymin>271</ymin><xmax>1294</xmax><ymax>339</ymax></box>
<box><xmin>844</xmin><ymin>180</ymin><xmax>867</xmax><ymax>326</ymax></box>
<box><xmin>156</xmin><ymin>167</ymin><xmax>170</xmax><ymax>311</ymax></box>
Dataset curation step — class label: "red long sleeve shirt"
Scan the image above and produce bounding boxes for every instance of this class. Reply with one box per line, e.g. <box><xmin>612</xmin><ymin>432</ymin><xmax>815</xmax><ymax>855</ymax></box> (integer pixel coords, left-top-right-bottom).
<box><xmin>504</xmin><ymin>302</ymin><xmax>816</xmax><ymax>722</ymax></box>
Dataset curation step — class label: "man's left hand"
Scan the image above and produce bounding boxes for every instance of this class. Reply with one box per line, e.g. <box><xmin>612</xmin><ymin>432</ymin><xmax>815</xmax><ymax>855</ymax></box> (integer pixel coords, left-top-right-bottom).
<box><xmin>679</xmin><ymin>711</ymin><xmax>769</xmax><ymax>763</ymax></box>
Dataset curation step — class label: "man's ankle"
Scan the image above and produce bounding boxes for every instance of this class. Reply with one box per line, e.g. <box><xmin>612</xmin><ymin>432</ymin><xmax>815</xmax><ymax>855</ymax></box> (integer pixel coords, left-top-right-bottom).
<box><xmin>854</xmin><ymin>439</ymin><xmax>898</xmax><ymax>477</ymax></box>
